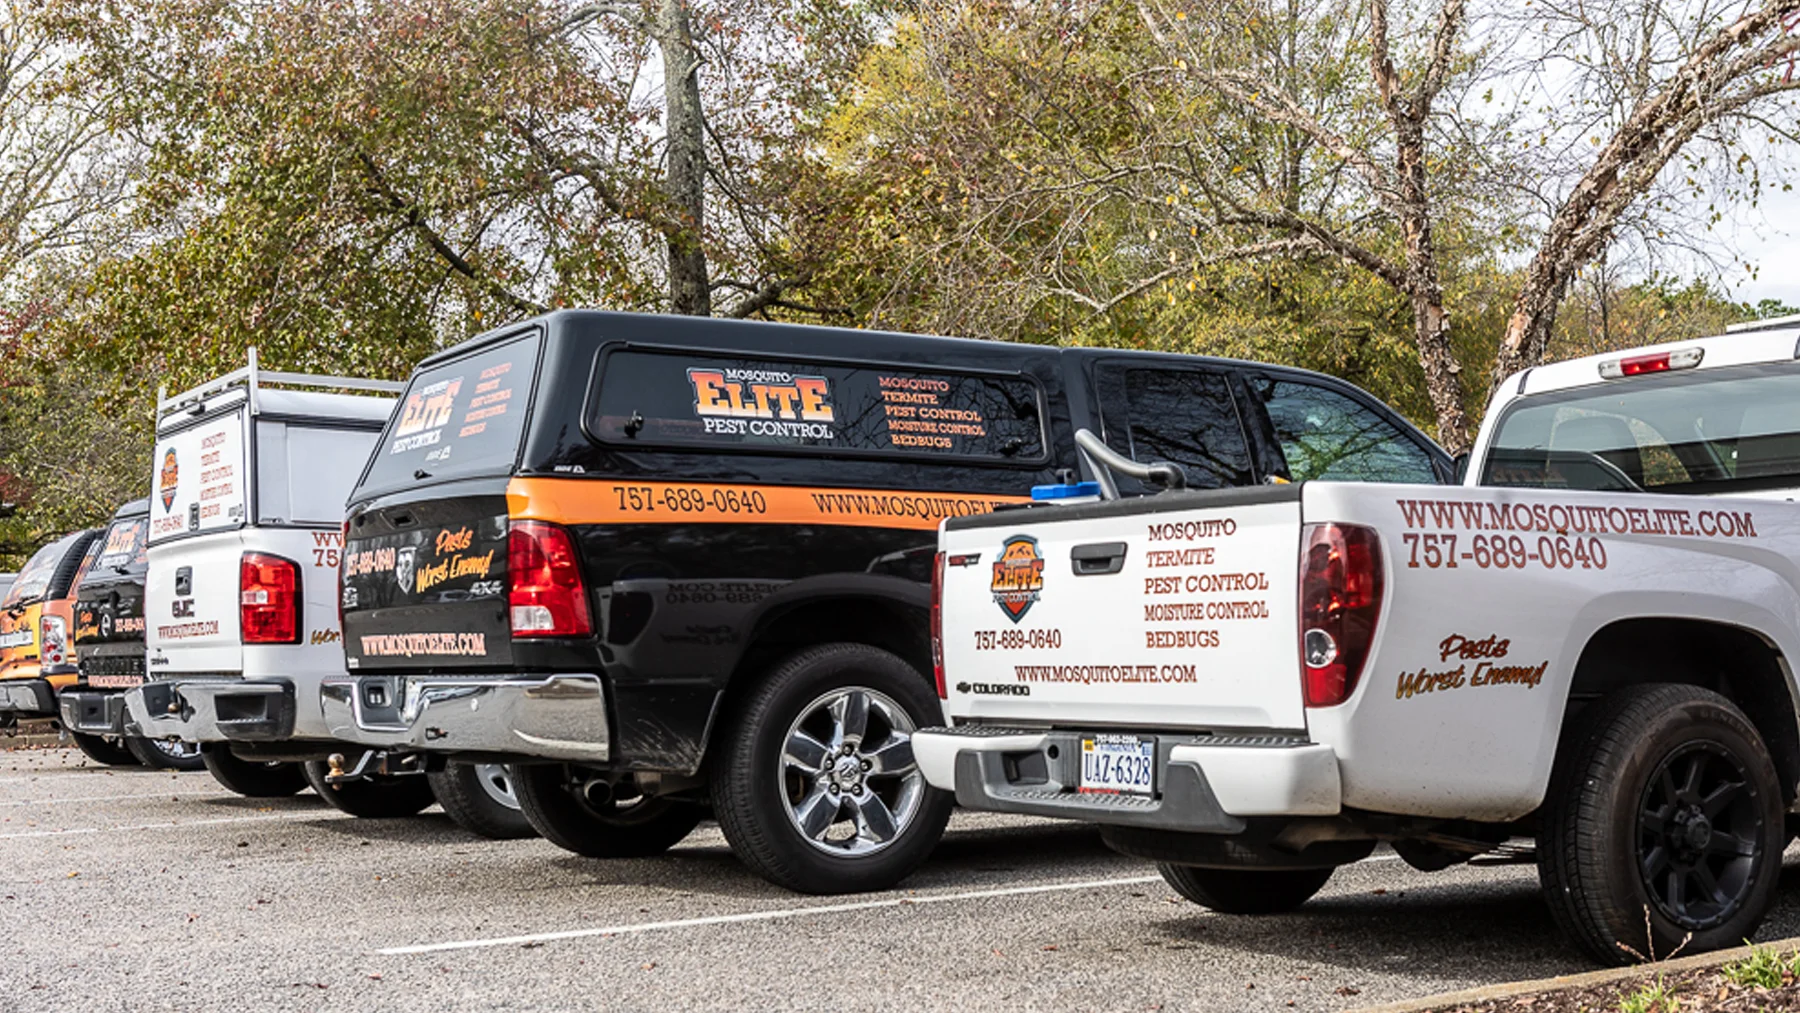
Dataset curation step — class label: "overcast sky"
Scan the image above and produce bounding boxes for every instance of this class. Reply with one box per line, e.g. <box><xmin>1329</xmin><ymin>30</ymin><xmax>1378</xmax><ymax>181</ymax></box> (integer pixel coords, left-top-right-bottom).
<box><xmin>1722</xmin><ymin>186</ymin><xmax>1800</xmax><ymax>306</ymax></box>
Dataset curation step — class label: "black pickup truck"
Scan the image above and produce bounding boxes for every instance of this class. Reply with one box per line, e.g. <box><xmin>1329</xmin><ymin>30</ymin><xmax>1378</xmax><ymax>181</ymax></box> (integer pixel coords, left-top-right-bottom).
<box><xmin>322</xmin><ymin>310</ymin><xmax>1449</xmax><ymax>893</ymax></box>
<box><xmin>59</xmin><ymin>499</ymin><xmax>205</xmax><ymax>770</ymax></box>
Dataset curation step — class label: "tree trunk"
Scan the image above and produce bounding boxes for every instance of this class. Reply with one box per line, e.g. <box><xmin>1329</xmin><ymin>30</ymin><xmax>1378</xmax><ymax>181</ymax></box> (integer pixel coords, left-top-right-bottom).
<box><xmin>1492</xmin><ymin>282</ymin><xmax>1565</xmax><ymax>388</ymax></box>
<box><xmin>1390</xmin><ymin>111</ymin><xmax>1470</xmax><ymax>453</ymax></box>
<box><xmin>651</xmin><ymin>0</ymin><xmax>710</xmax><ymax>316</ymax></box>
<box><xmin>1411</xmin><ymin>292</ymin><xmax>1470</xmax><ymax>454</ymax></box>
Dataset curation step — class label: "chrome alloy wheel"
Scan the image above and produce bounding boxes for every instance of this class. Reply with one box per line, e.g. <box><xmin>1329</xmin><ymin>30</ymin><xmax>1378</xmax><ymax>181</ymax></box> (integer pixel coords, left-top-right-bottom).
<box><xmin>780</xmin><ymin>686</ymin><xmax>923</xmax><ymax>857</ymax></box>
<box><xmin>474</xmin><ymin>763</ymin><xmax>521</xmax><ymax>811</ymax></box>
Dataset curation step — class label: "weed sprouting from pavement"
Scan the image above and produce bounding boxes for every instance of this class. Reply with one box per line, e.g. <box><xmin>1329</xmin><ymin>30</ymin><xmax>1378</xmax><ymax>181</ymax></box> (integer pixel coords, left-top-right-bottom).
<box><xmin>1615</xmin><ymin>906</ymin><xmax>1692</xmax><ymax>965</ymax></box>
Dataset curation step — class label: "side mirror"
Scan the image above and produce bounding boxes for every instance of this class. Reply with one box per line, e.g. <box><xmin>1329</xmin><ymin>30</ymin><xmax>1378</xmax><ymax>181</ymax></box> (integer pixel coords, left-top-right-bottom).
<box><xmin>1451</xmin><ymin>452</ymin><xmax>1471</xmax><ymax>485</ymax></box>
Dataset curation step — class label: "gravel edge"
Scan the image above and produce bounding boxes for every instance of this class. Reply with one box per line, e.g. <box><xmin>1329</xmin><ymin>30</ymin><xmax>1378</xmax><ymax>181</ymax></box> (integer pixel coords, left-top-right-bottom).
<box><xmin>1348</xmin><ymin>935</ymin><xmax>1800</xmax><ymax>1013</ymax></box>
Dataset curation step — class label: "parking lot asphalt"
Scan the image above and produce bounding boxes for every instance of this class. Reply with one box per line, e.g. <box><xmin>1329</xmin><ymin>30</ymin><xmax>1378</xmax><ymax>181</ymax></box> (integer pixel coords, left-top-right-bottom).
<box><xmin>6</xmin><ymin>746</ymin><xmax>1800</xmax><ymax>1013</ymax></box>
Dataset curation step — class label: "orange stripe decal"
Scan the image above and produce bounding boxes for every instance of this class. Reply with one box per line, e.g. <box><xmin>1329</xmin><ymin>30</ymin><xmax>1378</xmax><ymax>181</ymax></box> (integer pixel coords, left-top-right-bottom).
<box><xmin>506</xmin><ymin>477</ymin><xmax>1030</xmax><ymax>531</ymax></box>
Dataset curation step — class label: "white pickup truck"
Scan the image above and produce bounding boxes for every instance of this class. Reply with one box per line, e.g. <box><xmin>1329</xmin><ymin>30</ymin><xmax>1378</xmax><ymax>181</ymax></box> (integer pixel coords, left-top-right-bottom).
<box><xmin>916</xmin><ymin>321</ymin><xmax>1800</xmax><ymax>964</ymax></box>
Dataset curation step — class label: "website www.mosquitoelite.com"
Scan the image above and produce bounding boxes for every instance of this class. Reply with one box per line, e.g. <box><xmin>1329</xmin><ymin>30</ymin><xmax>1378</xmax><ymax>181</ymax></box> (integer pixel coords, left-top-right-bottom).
<box><xmin>1013</xmin><ymin>664</ymin><xmax>1199</xmax><ymax>685</ymax></box>
<box><xmin>808</xmin><ymin>490</ymin><xmax>1019</xmax><ymax>524</ymax></box>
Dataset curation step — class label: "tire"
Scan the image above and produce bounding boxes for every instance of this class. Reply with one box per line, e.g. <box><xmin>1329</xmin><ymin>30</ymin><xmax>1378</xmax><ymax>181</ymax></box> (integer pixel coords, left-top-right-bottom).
<box><xmin>1158</xmin><ymin>863</ymin><xmax>1336</xmax><ymax>914</ymax></box>
<box><xmin>70</xmin><ymin>731</ymin><xmax>139</xmax><ymax>766</ymax></box>
<box><xmin>513</xmin><ymin>763</ymin><xmax>703</xmax><ymax>857</ymax></box>
<box><xmin>125</xmin><ymin>736</ymin><xmax>206</xmax><ymax>772</ymax></box>
<box><xmin>302</xmin><ymin>761</ymin><xmax>436</xmax><ymax>819</ymax></box>
<box><xmin>1538</xmin><ymin>684</ymin><xmax>1785</xmax><ymax>965</ymax></box>
<box><xmin>200</xmin><ymin>745</ymin><xmax>307</xmax><ymax>797</ymax></box>
<box><xmin>427</xmin><ymin>762</ymin><xmax>537</xmax><ymax>840</ymax></box>
<box><xmin>710</xmin><ymin>642</ymin><xmax>953</xmax><ymax>895</ymax></box>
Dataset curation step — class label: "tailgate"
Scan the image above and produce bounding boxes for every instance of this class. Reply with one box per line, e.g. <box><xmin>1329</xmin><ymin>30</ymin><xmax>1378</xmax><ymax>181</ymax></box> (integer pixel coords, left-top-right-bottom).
<box><xmin>938</xmin><ymin>486</ymin><xmax>1304</xmax><ymax>730</ymax></box>
<box><xmin>341</xmin><ymin>497</ymin><xmax>512</xmax><ymax>671</ymax></box>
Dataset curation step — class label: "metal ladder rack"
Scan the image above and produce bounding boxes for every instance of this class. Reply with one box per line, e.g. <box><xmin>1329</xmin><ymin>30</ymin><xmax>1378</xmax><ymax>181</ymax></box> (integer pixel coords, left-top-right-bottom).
<box><xmin>155</xmin><ymin>348</ymin><xmax>405</xmax><ymax>419</ymax></box>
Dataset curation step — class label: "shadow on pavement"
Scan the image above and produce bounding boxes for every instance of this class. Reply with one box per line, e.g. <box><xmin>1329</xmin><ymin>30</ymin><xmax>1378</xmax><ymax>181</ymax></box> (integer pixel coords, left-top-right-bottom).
<box><xmin>517</xmin><ymin>821</ymin><xmax>1130</xmax><ymax>903</ymax></box>
<box><xmin>1144</xmin><ymin>855</ymin><xmax>1800</xmax><ymax>983</ymax></box>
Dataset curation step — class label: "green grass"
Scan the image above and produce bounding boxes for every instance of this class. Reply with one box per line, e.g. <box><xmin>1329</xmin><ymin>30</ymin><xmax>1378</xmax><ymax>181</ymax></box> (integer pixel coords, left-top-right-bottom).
<box><xmin>1616</xmin><ymin>974</ymin><xmax>1679</xmax><ymax>1013</ymax></box>
<box><xmin>1720</xmin><ymin>942</ymin><xmax>1800</xmax><ymax>990</ymax></box>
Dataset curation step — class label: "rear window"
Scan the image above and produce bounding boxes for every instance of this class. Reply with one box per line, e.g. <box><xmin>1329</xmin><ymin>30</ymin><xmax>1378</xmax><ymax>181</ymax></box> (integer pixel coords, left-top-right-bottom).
<box><xmin>360</xmin><ymin>333</ymin><xmax>540</xmax><ymax>491</ymax></box>
<box><xmin>93</xmin><ymin>516</ymin><xmax>149</xmax><ymax>574</ymax></box>
<box><xmin>588</xmin><ymin>349</ymin><xmax>1047</xmax><ymax>462</ymax></box>
<box><xmin>1483</xmin><ymin>362</ymin><xmax>1800</xmax><ymax>494</ymax></box>
<box><xmin>5</xmin><ymin>532</ymin><xmax>82</xmax><ymax>606</ymax></box>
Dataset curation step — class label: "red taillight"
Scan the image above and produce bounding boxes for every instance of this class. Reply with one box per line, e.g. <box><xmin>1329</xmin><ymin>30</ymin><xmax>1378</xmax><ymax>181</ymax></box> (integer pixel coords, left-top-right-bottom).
<box><xmin>930</xmin><ymin>551</ymin><xmax>946</xmax><ymax>698</ymax></box>
<box><xmin>241</xmin><ymin>553</ymin><xmax>301</xmax><ymax>644</ymax></box>
<box><xmin>1298</xmin><ymin>523</ymin><xmax>1383</xmax><ymax>708</ymax></box>
<box><xmin>1599</xmin><ymin>347</ymin><xmax>1703</xmax><ymax>379</ymax></box>
<box><xmin>1621</xmin><ymin>353</ymin><xmax>1671</xmax><ymax>375</ymax></box>
<box><xmin>509</xmin><ymin>521</ymin><xmax>592</xmax><ymax>637</ymax></box>
<box><xmin>41</xmin><ymin>615</ymin><xmax>66</xmax><ymax>666</ymax></box>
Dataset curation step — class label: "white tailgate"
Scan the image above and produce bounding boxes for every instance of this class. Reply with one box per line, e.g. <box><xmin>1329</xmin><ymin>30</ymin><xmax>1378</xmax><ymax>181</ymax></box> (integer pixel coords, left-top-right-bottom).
<box><xmin>939</xmin><ymin>492</ymin><xmax>1305</xmax><ymax>730</ymax></box>
<box><xmin>146</xmin><ymin>532</ymin><xmax>245</xmax><ymax>675</ymax></box>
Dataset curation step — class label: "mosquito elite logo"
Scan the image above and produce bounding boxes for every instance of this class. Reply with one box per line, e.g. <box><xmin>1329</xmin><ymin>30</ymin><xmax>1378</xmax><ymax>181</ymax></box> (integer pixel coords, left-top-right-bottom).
<box><xmin>686</xmin><ymin>367</ymin><xmax>836</xmax><ymax>439</ymax></box>
<box><xmin>158</xmin><ymin>449</ymin><xmax>179</xmax><ymax>512</ymax></box>
<box><xmin>990</xmin><ymin>535</ymin><xmax>1045</xmax><ymax>624</ymax></box>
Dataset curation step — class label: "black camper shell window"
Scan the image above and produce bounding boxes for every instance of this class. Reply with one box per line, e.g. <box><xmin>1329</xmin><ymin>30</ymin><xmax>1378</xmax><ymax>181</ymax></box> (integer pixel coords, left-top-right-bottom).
<box><xmin>359</xmin><ymin>333</ymin><xmax>541</xmax><ymax>492</ymax></box>
<box><xmin>587</xmin><ymin>347</ymin><xmax>1049</xmax><ymax>465</ymax></box>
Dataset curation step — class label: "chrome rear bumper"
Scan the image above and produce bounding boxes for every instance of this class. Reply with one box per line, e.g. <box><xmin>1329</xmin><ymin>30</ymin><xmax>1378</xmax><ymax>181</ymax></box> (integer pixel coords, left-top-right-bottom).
<box><xmin>320</xmin><ymin>674</ymin><xmax>610</xmax><ymax>763</ymax></box>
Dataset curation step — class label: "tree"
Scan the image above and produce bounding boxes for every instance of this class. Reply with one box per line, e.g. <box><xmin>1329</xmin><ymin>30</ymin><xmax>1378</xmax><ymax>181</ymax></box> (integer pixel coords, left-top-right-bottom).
<box><xmin>0</xmin><ymin>1</ymin><xmax>139</xmax><ymax>305</ymax></box>
<box><xmin>812</xmin><ymin>4</ymin><xmax>1511</xmax><ymax>431</ymax></box>
<box><xmin>50</xmin><ymin>0</ymin><xmax>880</xmax><ymax>328</ymax></box>
<box><xmin>1489</xmin><ymin>0</ymin><xmax>1800</xmax><ymax>385</ymax></box>
<box><xmin>826</xmin><ymin>1</ymin><xmax>1800</xmax><ymax>452</ymax></box>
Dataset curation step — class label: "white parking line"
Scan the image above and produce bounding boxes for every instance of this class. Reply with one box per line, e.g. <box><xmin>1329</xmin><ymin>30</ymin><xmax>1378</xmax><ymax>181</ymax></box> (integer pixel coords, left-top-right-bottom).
<box><xmin>378</xmin><ymin>845</ymin><xmax>1413</xmax><ymax>956</ymax></box>
<box><xmin>0</xmin><ymin>790</ymin><xmax>233</xmax><ymax>807</ymax></box>
<box><xmin>378</xmin><ymin>875</ymin><xmax>1169</xmax><ymax>956</ymax></box>
<box><xmin>0</xmin><ymin>810</ymin><xmax>337</xmax><ymax>839</ymax></box>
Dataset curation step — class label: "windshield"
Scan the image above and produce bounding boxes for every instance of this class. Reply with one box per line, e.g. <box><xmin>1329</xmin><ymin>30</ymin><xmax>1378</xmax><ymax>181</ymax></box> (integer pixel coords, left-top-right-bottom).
<box><xmin>4</xmin><ymin>532</ymin><xmax>82</xmax><ymax>607</ymax></box>
<box><xmin>1483</xmin><ymin>363</ymin><xmax>1800</xmax><ymax>494</ymax></box>
<box><xmin>358</xmin><ymin>333</ymin><xmax>539</xmax><ymax>495</ymax></box>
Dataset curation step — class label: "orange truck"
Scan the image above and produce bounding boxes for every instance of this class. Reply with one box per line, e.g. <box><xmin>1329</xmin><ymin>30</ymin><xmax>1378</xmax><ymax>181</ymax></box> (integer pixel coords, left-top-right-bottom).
<box><xmin>0</xmin><ymin>530</ymin><xmax>102</xmax><ymax>734</ymax></box>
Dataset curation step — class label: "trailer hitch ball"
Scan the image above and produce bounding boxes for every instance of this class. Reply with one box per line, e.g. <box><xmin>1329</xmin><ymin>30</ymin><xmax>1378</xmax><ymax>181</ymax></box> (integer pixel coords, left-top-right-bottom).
<box><xmin>327</xmin><ymin>753</ymin><xmax>346</xmax><ymax>780</ymax></box>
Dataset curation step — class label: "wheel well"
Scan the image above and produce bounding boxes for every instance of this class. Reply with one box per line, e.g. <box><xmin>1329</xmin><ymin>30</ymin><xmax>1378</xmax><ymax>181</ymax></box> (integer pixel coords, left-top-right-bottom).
<box><xmin>722</xmin><ymin>594</ymin><xmax>932</xmax><ymax>707</ymax></box>
<box><xmin>1568</xmin><ymin>618</ymin><xmax>1800</xmax><ymax>803</ymax></box>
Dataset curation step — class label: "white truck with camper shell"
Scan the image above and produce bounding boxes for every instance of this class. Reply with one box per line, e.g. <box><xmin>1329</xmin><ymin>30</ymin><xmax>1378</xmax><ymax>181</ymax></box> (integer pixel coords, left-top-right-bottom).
<box><xmin>916</xmin><ymin>316</ymin><xmax>1800</xmax><ymax>963</ymax></box>
<box><xmin>122</xmin><ymin>355</ymin><xmax>523</xmax><ymax>829</ymax></box>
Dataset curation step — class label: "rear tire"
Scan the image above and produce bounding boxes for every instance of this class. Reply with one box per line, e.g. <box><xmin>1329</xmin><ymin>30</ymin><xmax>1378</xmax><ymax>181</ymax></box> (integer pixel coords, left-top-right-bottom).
<box><xmin>200</xmin><ymin>745</ymin><xmax>306</xmax><ymax>797</ymax></box>
<box><xmin>302</xmin><ymin>761</ymin><xmax>436</xmax><ymax>818</ymax></box>
<box><xmin>427</xmin><ymin>762</ymin><xmax>536</xmax><ymax>839</ymax></box>
<box><xmin>710</xmin><ymin>643</ymin><xmax>952</xmax><ymax>895</ymax></box>
<box><xmin>1538</xmin><ymin>684</ymin><xmax>1784</xmax><ymax>965</ymax></box>
<box><xmin>1158</xmin><ymin>864</ymin><xmax>1335</xmax><ymax>914</ymax></box>
<box><xmin>125</xmin><ymin>736</ymin><xmax>206</xmax><ymax>772</ymax></box>
<box><xmin>70</xmin><ymin>731</ymin><xmax>139</xmax><ymax>766</ymax></box>
<box><xmin>514</xmin><ymin>763</ymin><xmax>702</xmax><ymax>857</ymax></box>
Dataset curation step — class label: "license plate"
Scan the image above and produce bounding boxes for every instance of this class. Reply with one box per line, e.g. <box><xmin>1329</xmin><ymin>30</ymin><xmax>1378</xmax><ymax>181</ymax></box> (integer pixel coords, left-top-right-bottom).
<box><xmin>88</xmin><ymin>674</ymin><xmax>143</xmax><ymax>689</ymax></box>
<box><xmin>1079</xmin><ymin>734</ymin><xmax>1155</xmax><ymax>795</ymax></box>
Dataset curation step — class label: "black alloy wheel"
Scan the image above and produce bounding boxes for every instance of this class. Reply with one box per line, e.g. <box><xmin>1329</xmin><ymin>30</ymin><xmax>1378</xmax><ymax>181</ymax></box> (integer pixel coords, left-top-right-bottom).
<box><xmin>1636</xmin><ymin>741</ymin><xmax>1762</xmax><ymax>930</ymax></box>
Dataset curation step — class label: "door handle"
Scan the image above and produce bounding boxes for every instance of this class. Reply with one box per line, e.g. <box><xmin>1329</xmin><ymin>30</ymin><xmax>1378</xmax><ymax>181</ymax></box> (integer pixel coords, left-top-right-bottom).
<box><xmin>1070</xmin><ymin>542</ymin><xmax>1128</xmax><ymax>576</ymax></box>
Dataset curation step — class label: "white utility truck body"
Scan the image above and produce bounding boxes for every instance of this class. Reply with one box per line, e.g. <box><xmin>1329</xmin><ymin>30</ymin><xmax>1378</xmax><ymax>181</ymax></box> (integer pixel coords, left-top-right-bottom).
<box><xmin>124</xmin><ymin>354</ymin><xmax>399</xmax><ymax>748</ymax></box>
<box><xmin>916</xmin><ymin>320</ymin><xmax>1800</xmax><ymax>963</ymax></box>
